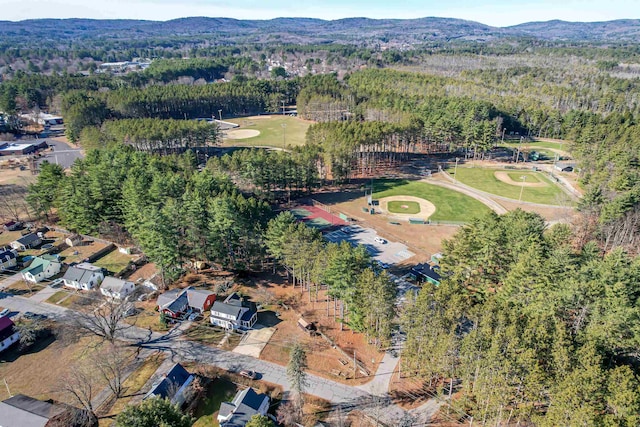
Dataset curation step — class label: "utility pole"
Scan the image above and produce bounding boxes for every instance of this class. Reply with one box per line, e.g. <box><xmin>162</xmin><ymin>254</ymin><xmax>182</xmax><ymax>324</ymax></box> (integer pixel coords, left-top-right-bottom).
<box><xmin>453</xmin><ymin>157</ymin><xmax>460</xmax><ymax>183</ymax></box>
<box><xmin>4</xmin><ymin>379</ymin><xmax>12</xmax><ymax>397</ymax></box>
<box><xmin>281</xmin><ymin>100</ymin><xmax>286</xmax><ymax>116</ymax></box>
<box><xmin>353</xmin><ymin>350</ymin><xmax>357</xmax><ymax>379</ymax></box>
<box><xmin>519</xmin><ymin>176</ymin><xmax>527</xmax><ymax>202</ymax></box>
<box><xmin>218</xmin><ymin>109</ymin><xmax>222</xmax><ymax>121</ymax></box>
<box><xmin>281</xmin><ymin>123</ymin><xmax>287</xmax><ymax>149</ymax></box>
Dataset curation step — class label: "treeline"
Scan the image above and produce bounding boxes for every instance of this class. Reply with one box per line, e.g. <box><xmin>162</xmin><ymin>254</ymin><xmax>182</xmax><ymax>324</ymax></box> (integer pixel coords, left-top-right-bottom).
<box><xmin>265</xmin><ymin>212</ymin><xmax>396</xmax><ymax>347</ymax></box>
<box><xmin>59</xmin><ymin>78</ymin><xmax>299</xmax><ymax>142</ymax></box>
<box><xmin>80</xmin><ymin>118</ymin><xmax>219</xmax><ymax>153</ymax></box>
<box><xmin>27</xmin><ymin>148</ymin><xmax>271</xmax><ymax>276</ymax></box>
<box><xmin>401</xmin><ymin>210</ymin><xmax>640</xmax><ymax>425</ymax></box>
<box><xmin>208</xmin><ymin>147</ymin><xmax>321</xmax><ymax>201</ymax></box>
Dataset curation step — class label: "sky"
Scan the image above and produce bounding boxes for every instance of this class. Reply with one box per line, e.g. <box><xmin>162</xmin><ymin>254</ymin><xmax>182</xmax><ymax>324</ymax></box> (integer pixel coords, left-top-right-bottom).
<box><xmin>1</xmin><ymin>0</ymin><xmax>638</xmax><ymax>27</ymax></box>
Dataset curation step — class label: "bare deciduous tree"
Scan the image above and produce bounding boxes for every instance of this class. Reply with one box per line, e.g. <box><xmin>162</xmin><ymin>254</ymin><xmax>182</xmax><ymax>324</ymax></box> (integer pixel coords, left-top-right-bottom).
<box><xmin>62</xmin><ymin>365</ymin><xmax>98</xmax><ymax>418</ymax></box>
<box><xmin>92</xmin><ymin>343</ymin><xmax>129</xmax><ymax>398</ymax></box>
<box><xmin>71</xmin><ymin>297</ymin><xmax>135</xmax><ymax>343</ymax></box>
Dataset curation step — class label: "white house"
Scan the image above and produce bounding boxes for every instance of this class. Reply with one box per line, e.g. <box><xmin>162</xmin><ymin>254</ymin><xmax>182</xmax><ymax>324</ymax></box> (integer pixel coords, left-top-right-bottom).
<box><xmin>218</xmin><ymin>387</ymin><xmax>270</xmax><ymax>427</ymax></box>
<box><xmin>0</xmin><ymin>249</ymin><xmax>18</xmax><ymax>272</ymax></box>
<box><xmin>62</xmin><ymin>262</ymin><xmax>104</xmax><ymax>290</ymax></box>
<box><xmin>21</xmin><ymin>255</ymin><xmax>61</xmax><ymax>283</ymax></box>
<box><xmin>0</xmin><ymin>317</ymin><xmax>20</xmax><ymax>353</ymax></box>
<box><xmin>210</xmin><ymin>292</ymin><xmax>257</xmax><ymax>330</ymax></box>
<box><xmin>100</xmin><ymin>277</ymin><xmax>135</xmax><ymax>300</ymax></box>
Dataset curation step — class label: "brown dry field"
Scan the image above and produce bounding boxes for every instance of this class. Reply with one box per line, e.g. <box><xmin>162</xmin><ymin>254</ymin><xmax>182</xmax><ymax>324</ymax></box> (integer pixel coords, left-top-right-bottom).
<box><xmin>311</xmin><ymin>189</ymin><xmax>459</xmax><ymax>259</ymax></box>
<box><xmin>243</xmin><ymin>272</ymin><xmax>385</xmax><ymax>386</ymax></box>
<box><xmin>497</xmin><ymin>199</ymin><xmax>577</xmax><ymax>223</ymax></box>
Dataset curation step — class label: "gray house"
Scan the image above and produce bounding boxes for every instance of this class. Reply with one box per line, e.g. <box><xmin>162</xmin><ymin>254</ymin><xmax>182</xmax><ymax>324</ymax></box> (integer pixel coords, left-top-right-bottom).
<box><xmin>0</xmin><ymin>394</ymin><xmax>96</xmax><ymax>427</ymax></box>
<box><xmin>0</xmin><ymin>248</ymin><xmax>18</xmax><ymax>271</ymax></box>
<box><xmin>218</xmin><ymin>387</ymin><xmax>270</xmax><ymax>427</ymax></box>
<box><xmin>143</xmin><ymin>363</ymin><xmax>194</xmax><ymax>407</ymax></box>
<box><xmin>10</xmin><ymin>233</ymin><xmax>42</xmax><ymax>251</ymax></box>
<box><xmin>62</xmin><ymin>263</ymin><xmax>104</xmax><ymax>291</ymax></box>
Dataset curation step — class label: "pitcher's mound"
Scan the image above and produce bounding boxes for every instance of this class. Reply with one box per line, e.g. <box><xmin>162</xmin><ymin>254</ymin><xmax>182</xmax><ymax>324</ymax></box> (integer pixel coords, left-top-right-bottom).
<box><xmin>226</xmin><ymin>129</ymin><xmax>261</xmax><ymax>139</ymax></box>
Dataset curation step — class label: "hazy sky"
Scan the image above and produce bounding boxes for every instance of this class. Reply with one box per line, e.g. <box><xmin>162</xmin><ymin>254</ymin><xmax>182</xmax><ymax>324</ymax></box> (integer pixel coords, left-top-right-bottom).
<box><xmin>1</xmin><ymin>0</ymin><xmax>638</xmax><ymax>26</ymax></box>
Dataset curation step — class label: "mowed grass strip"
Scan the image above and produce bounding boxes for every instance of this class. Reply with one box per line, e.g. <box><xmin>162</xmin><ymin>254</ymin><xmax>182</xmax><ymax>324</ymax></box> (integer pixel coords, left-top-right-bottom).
<box><xmin>224</xmin><ymin>115</ymin><xmax>311</xmax><ymax>148</ymax></box>
<box><xmin>387</xmin><ymin>200</ymin><xmax>421</xmax><ymax>214</ymax></box>
<box><xmin>506</xmin><ymin>171</ymin><xmax>545</xmax><ymax>183</ymax></box>
<box><xmin>452</xmin><ymin>168</ymin><xmax>567</xmax><ymax>205</ymax></box>
<box><xmin>373</xmin><ymin>180</ymin><xmax>491</xmax><ymax>222</ymax></box>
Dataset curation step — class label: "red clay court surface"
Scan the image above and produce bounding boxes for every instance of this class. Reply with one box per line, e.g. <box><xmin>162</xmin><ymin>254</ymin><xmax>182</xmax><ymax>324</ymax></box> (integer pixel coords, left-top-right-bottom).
<box><xmin>290</xmin><ymin>205</ymin><xmax>348</xmax><ymax>230</ymax></box>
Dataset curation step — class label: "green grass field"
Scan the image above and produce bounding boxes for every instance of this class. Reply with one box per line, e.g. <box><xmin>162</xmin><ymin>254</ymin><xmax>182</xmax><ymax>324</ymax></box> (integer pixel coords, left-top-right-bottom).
<box><xmin>373</xmin><ymin>180</ymin><xmax>491</xmax><ymax>222</ymax></box>
<box><xmin>388</xmin><ymin>200</ymin><xmax>421</xmax><ymax>214</ymax></box>
<box><xmin>223</xmin><ymin>115</ymin><xmax>311</xmax><ymax>148</ymax></box>
<box><xmin>453</xmin><ymin>168</ymin><xmax>569</xmax><ymax>205</ymax></box>
<box><xmin>502</xmin><ymin>139</ymin><xmax>566</xmax><ymax>150</ymax></box>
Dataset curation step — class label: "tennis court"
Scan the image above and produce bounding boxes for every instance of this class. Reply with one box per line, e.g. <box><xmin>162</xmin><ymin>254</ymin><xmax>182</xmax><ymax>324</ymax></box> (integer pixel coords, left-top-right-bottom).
<box><xmin>289</xmin><ymin>205</ymin><xmax>348</xmax><ymax>230</ymax></box>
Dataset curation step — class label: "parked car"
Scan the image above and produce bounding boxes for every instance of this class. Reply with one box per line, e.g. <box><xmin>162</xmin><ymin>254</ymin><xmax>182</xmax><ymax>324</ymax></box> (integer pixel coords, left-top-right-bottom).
<box><xmin>23</xmin><ymin>312</ymin><xmax>47</xmax><ymax>321</ymax></box>
<box><xmin>0</xmin><ymin>309</ymin><xmax>9</xmax><ymax>318</ymax></box>
<box><xmin>239</xmin><ymin>369</ymin><xmax>257</xmax><ymax>380</ymax></box>
<box><xmin>374</xmin><ymin>237</ymin><xmax>387</xmax><ymax>244</ymax></box>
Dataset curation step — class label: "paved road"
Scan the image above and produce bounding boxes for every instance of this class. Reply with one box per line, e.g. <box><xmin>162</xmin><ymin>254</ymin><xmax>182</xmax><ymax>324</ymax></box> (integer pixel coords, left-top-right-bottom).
<box><xmin>35</xmin><ymin>139</ymin><xmax>83</xmax><ymax>169</ymax></box>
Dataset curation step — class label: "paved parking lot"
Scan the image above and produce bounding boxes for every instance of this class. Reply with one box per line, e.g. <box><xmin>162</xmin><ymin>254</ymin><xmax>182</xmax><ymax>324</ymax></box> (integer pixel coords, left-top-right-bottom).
<box><xmin>324</xmin><ymin>225</ymin><xmax>415</xmax><ymax>265</ymax></box>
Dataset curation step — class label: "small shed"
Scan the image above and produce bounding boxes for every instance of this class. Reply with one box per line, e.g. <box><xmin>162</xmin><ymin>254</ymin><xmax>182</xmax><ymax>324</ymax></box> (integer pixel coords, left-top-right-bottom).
<box><xmin>298</xmin><ymin>318</ymin><xmax>318</xmax><ymax>336</ymax></box>
<box><xmin>65</xmin><ymin>234</ymin><xmax>83</xmax><ymax>247</ymax></box>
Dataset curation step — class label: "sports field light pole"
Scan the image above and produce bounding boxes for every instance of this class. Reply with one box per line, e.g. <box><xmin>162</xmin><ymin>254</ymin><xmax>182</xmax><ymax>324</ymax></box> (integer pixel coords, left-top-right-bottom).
<box><xmin>519</xmin><ymin>175</ymin><xmax>527</xmax><ymax>202</ymax></box>
<box><xmin>281</xmin><ymin>123</ymin><xmax>287</xmax><ymax>150</ymax></box>
<box><xmin>453</xmin><ymin>157</ymin><xmax>460</xmax><ymax>184</ymax></box>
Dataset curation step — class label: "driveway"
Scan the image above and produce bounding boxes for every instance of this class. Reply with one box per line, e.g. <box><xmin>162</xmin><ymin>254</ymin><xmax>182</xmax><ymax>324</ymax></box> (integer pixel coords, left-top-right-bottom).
<box><xmin>233</xmin><ymin>327</ymin><xmax>275</xmax><ymax>358</ymax></box>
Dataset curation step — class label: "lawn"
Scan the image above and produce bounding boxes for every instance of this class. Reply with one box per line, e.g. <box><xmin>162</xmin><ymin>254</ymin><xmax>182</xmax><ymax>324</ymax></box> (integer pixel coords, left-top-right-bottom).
<box><xmin>124</xmin><ymin>307</ymin><xmax>169</xmax><ymax>333</ymax></box>
<box><xmin>0</xmin><ymin>230</ymin><xmax>21</xmax><ymax>247</ymax></box>
<box><xmin>192</xmin><ymin>378</ymin><xmax>238</xmax><ymax>427</ymax></box>
<box><xmin>45</xmin><ymin>290</ymin><xmax>69</xmax><ymax>305</ymax></box>
<box><xmin>373</xmin><ymin>180</ymin><xmax>491</xmax><ymax>222</ymax></box>
<box><xmin>502</xmin><ymin>139</ymin><xmax>566</xmax><ymax>150</ymax></box>
<box><xmin>452</xmin><ymin>167</ymin><xmax>569</xmax><ymax>205</ymax></box>
<box><xmin>92</xmin><ymin>249</ymin><xmax>133</xmax><ymax>275</ymax></box>
<box><xmin>387</xmin><ymin>200</ymin><xmax>421</xmax><ymax>214</ymax></box>
<box><xmin>58</xmin><ymin>241</ymin><xmax>109</xmax><ymax>264</ymax></box>
<box><xmin>223</xmin><ymin>115</ymin><xmax>311</xmax><ymax>148</ymax></box>
<box><xmin>100</xmin><ymin>352</ymin><xmax>165</xmax><ymax>421</ymax></box>
<box><xmin>183</xmin><ymin>323</ymin><xmax>242</xmax><ymax>351</ymax></box>
<box><xmin>4</xmin><ymin>280</ymin><xmax>46</xmax><ymax>296</ymax></box>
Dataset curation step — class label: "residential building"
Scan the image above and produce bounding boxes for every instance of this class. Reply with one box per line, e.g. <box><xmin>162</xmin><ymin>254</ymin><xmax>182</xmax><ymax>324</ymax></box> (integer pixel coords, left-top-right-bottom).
<box><xmin>210</xmin><ymin>292</ymin><xmax>257</xmax><ymax>330</ymax></box>
<box><xmin>100</xmin><ymin>277</ymin><xmax>136</xmax><ymax>300</ymax></box>
<box><xmin>62</xmin><ymin>263</ymin><xmax>104</xmax><ymax>291</ymax></box>
<box><xmin>3</xmin><ymin>221</ymin><xmax>21</xmax><ymax>231</ymax></box>
<box><xmin>143</xmin><ymin>363</ymin><xmax>194</xmax><ymax>407</ymax></box>
<box><xmin>65</xmin><ymin>234</ymin><xmax>83</xmax><ymax>247</ymax></box>
<box><xmin>10</xmin><ymin>233</ymin><xmax>42</xmax><ymax>251</ymax></box>
<box><xmin>21</xmin><ymin>254</ymin><xmax>62</xmax><ymax>283</ymax></box>
<box><xmin>0</xmin><ymin>394</ymin><xmax>96</xmax><ymax>427</ymax></box>
<box><xmin>0</xmin><ymin>316</ymin><xmax>20</xmax><ymax>353</ymax></box>
<box><xmin>218</xmin><ymin>387</ymin><xmax>270</xmax><ymax>427</ymax></box>
<box><xmin>0</xmin><ymin>248</ymin><xmax>18</xmax><ymax>271</ymax></box>
<box><xmin>157</xmin><ymin>286</ymin><xmax>215</xmax><ymax>319</ymax></box>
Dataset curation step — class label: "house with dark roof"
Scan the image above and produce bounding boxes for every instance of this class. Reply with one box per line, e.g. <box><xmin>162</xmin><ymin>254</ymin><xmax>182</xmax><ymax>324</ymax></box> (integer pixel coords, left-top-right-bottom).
<box><xmin>10</xmin><ymin>233</ymin><xmax>42</xmax><ymax>251</ymax></box>
<box><xmin>217</xmin><ymin>387</ymin><xmax>270</xmax><ymax>427</ymax></box>
<box><xmin>0</xmin><ymin>248</ymin><xmax>18</xmax><ymax>271</ymax></box>
<box><xmin>143</xmin><ymin>363</ymin><xmax>194</xmax><ymax>407</ymax></box>
<box><xmin>210</xmin><ymin>292</ymin><xmax>257</xmax><ymax>330</ymax></box>
<box><xmin>62</xmin><ymin>263</ymin><xmax>104</xmax><ymax>291</ymax></box>
<box><xmin>157</xmin><ymin>286</ymin><xmax>216</xmax><ymax>319</ymax></box>
<box><xmin>100</xmin><ymin>277</ymin><xmax>135</xmax><ymax>300</ymax></box>
<box><xmin>0</xmin><ymin>316</ymin><xmax>20</xmax><ymax>353</ymax></box>
<box><xmin>21</xmin><ymin>254</ymin><xmax>62</xmax><ymax>283</ymax></box>
<box><xmin>3</xmin><ymin>221</ymin><xmax>21</xmax><ymax>231</ymax></box>
<box><xmin>411</xmin><ymin>263</ymin><xmax>441</xmax><ymax>286</ymax></box>
<box><xmin>0</xmin><ymin>394</ymin><xmax>96</xmax><ymax>427</ymax></box>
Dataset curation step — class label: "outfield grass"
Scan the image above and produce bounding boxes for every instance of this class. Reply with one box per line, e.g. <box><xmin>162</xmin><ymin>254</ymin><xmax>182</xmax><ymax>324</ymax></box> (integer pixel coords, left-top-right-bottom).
<box><xmin>453</xmin><ymin>168</ymin><xmax>569</xmax><ymax>205</ymax></box>
<box><xmin>502</xmin><ymin>139</ymin><xmax>566</xmax><ymax>150</ymax></box>
<box><xmin>223</xmin><ymin>115</ymin><xmax>311</xmax><ymax>148</ymax></box>
<box><xmin>388</xmin><ymin>200</ymin><xmax>421</xmax><ymax>214</ymax></box>
<box><xmin>373</xmin><ymin>180</ymin><xmax>491</xmax><ymax>222</ymax></box>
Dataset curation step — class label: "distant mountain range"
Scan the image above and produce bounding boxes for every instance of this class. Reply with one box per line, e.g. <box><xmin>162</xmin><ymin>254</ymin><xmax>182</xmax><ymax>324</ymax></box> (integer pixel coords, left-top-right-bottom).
<box><xmin>2</xmin><ymin>17</ymin><xmax>640</xmax><ymax>45</ymax></box>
